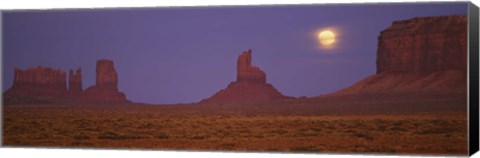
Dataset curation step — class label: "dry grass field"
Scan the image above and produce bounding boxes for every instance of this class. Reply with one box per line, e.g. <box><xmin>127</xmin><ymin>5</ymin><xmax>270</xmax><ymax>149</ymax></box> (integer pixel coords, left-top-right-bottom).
<box><xmin>3</xmin><ymin>100</ymin><xmax>467</xmax><ymax>155</ymax></box>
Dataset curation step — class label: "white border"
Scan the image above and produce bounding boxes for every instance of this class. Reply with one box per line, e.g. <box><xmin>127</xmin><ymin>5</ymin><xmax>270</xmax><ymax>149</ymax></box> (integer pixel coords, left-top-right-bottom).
<box><xmin>0</xmin><ymin>0</ymin><xmax>472</xmax><ymax>10</ymax></box>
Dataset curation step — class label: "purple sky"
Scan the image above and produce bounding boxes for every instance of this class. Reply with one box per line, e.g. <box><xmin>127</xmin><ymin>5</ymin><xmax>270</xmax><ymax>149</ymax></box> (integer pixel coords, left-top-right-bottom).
<box><xmin>2</xmin><ymin>2</ymin><xmax>468</xmax><ymax>104</ymax></box>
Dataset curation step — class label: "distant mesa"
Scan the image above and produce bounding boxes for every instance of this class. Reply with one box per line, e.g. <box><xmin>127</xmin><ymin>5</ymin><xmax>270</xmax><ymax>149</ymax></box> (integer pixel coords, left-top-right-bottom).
<box><xmin>200</xmin><ymin>49</ymin><xmax>290</xmax><ymax>104</ymax></box>
<box><xmin>4</xmin><ymin>66</ymin><xmax>67</xmax><ymax>99</ymax></box>
<box><xmin>331</xmin><ymin>15</ymin><xmax>467</xmax><ymax>96</ymax></box>
<box><xmin>4</xmin><ymin>59</ymin><xmax>129</xmax><ymax>104</ymax></box>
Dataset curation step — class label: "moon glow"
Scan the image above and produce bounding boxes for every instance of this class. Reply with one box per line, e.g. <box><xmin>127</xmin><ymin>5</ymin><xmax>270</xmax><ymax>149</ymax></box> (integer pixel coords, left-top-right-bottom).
<box><xmin>318</xmin><ymin>30</ymin><xmax>336</xmax><ymax>46</ymax></box>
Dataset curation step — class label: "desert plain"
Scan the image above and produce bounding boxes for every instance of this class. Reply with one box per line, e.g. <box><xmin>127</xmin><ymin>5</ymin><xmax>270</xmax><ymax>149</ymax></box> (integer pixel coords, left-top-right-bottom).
<box><xmin>3</xmin><ymin>93</ymin><xmax>467</xmax><ymax>155</ymax></box>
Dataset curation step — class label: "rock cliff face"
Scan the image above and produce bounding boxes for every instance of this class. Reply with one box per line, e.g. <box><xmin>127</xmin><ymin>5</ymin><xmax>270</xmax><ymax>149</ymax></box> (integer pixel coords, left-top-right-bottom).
<box><xmin>201</xmin><ymin>50</ymin><xmax>289</xmax><ymax>104</ymax></box>
<box><xmin>376</xmin><ymin>15</ymin><xmax>467</xmax><ymax>73</ymax></box>
<box><xmin>68</xmin><ymin>68</ymin><xmax>83</xmax><ymax>96</ymax></box>
<box><xmin>4</xmin><ymin>66</ymin><xmax>67</xmax><ymax>98</ymax></box>
<box><xmin>333</xmin><ymin>15</ymin><xmax>467</xmax><ymax>95</ymax></box>
<box><xmin>83</xmin><ymin>60</ymin><xmax>127</xmax><ymax>103</ymax></box>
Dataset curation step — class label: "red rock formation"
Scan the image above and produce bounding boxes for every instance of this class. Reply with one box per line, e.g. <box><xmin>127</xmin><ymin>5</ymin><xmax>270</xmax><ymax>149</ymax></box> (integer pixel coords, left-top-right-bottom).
<box><xmin>376</xmin><ymin>15</ymin><xmax>467</xmax><ymax>73</ymax></box>
<box><xmin>94</xmin><ymin>60</ymin><xmax>119</xmax><ymax>90</ymax></box>
<box><xmin>83</xmin><ymin>60</ymin><xmax>128</xmax><ymax>103</ymax></box>
<box><xmin>4</xmin><ymin>66</ymin><xmax>67</xmax><ymax>98</ymax></box>
<box><xmin>201</xmin><ymin>50</ymin><xmax>289</xmax><ymax>104</ymax></box>
<box><xmin>4</xmin><ymin>60</ymin><xmax>128</xmax><ymax>104</ymax></box>
<box><xmin>237</xmin><ymin>49</ymin><xmax>266</xmax><ymax>83</ymax></box>
<box><xmin>332</xmin><ymin>15</ymin><xmax>467</xmax><ymax>96</ymax></box>
<box><xmin>68</xmin><ymin>68</ymin><xmax>83</xmax><ymax>96</ymax></box>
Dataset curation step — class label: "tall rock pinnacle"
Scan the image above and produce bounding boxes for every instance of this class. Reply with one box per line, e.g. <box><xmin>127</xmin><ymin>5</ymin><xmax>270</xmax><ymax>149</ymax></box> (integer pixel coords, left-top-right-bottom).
<box><xmin>68</xmin><ymin>68</ymin><xmax>83</xmax><ymax>96</ymax></box>
<box><xmin>95</xmin><ymin>60</ymin><xmax>119</xmax><ymax>90</ymax></box>
<box><xmin>236</xmin><ymin>49</ymin><xmax>266</xmax><ymax>83</ymax></box>
<box><xmin>200</xmin><ymin>49</ymin><xmax>290</xmax><ymax>104</ymax></box>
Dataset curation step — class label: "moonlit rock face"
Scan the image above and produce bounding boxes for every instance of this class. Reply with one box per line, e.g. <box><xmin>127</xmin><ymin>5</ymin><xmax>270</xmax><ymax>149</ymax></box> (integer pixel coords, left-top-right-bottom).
<box><xmin>376</xmin><ymin>15</ymin><xmax>467</xmax><ymax>74</ymax></box>
<box><xmin>332</xmin><ymin>15</ymin><xmax>467</xmax><ymax>96</ymax></box>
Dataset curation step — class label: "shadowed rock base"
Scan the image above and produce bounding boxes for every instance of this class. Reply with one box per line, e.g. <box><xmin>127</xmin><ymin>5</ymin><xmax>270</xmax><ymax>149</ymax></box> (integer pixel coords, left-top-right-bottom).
<box><xmin>201</xmin><ymin>82</ymin><xmax>288</xmax><ymax>104</ymax></box>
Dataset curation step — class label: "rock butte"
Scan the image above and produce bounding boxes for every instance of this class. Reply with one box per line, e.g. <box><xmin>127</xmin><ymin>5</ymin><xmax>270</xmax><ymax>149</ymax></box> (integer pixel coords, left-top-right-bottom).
<box><xmin>4</xmin><ymin>59</ymin><xmax>129</xmax><ymax>103</ymax></box>
<box><xmin>200</xmin><ymin>49</ymin><xmax>290</xmax><ymax>104</ymax></box>
<box><xmin>332</xmin><ymin>15</ymin><xmax>467</xmax><ymax>95</ymax></box>
<box><xmin>82</xmin><ymin>60</ymin><xmax>127</xmax><ymax>103</ymax></box>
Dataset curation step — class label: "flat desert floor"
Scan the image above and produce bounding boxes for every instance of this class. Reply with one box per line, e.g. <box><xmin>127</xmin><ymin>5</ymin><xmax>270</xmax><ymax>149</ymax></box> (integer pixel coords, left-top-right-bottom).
<box><xmin>3</xmin><ymin>94</ymin><xmax>468</xmax><ymax>155</ymax></box>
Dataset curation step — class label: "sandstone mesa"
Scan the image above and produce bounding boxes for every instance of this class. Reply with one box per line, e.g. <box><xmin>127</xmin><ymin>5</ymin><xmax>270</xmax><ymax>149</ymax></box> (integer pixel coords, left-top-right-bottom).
<box><xmin>332</xmin><ymin>15</ymin><xmax>467</xmax><ymax>96</ymax></box>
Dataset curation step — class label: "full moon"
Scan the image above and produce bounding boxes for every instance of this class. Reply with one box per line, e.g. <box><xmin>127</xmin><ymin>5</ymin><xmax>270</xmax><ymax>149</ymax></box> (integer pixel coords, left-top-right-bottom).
<box><xmin>318</xmin><ymin>30</ymin><xmax>336</xmax><ymax>46</ymax></box>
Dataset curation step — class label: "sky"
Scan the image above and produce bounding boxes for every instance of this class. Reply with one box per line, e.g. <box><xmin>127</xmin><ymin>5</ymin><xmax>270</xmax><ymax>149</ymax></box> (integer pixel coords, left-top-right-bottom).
<box><xmin>2</xmin><ymin>2</ymin><xmax>468</xmax><ymax>104</ymax></box>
